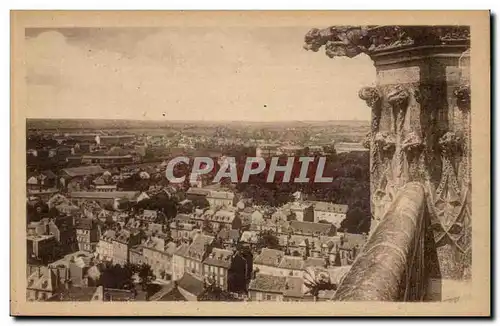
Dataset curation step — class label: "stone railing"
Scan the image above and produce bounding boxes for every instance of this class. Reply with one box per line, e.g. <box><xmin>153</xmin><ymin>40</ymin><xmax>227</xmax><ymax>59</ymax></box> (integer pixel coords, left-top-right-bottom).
<box><xmin>333</xmin><ymin>182</ymin><xmax>429</xmax><ymax>301</ymax></box>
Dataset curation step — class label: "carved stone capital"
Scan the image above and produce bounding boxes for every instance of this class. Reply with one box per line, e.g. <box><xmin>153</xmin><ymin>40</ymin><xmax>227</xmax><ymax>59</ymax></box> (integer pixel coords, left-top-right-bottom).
<box><xmin>304</xmin><ymin>25</ymin><xmax>470</xmax><ymax>59</ymax></box>
<box><xmin>454</xmin><ymin>84</ymin><xmax>470</xmax><ymax>110</ymax></box>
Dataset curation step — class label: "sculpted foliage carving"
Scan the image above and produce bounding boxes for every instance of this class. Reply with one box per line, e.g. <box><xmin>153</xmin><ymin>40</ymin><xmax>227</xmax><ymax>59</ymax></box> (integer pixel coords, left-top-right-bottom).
<box><xmin>304</xmin><ymin>25</ymin><xmax>470</xmax><ymax>59</ymax></box>
<box><xmin>387</xmin><ymin>85</ymin><xmax>410</xmax><ymax>135</ymax></box>
<box><xmin>432</xmin><ymin>131</ymin><xmax>470</xmax><ymax>252</ymax></box>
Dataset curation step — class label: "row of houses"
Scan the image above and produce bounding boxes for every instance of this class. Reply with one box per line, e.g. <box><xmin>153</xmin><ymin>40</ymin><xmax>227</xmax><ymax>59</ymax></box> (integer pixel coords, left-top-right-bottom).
<box><xmin>247</xmin><ymin>266</ymin><xmax>351</xmax><ymax>302</ymax></box>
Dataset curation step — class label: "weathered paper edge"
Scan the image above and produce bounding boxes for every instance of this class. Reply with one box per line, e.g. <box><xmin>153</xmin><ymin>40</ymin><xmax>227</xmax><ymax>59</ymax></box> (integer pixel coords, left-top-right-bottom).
<box><xmin>10</xmin><ymin>10</ymin><xmax>491</xmax><ymax>316</ymax></box>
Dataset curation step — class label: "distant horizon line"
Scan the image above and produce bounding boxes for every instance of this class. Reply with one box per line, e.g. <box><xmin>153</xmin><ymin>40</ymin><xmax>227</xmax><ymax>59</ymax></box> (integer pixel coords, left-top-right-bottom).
<box><xmin>26</xmin><ymin>118</ymin><xmax>370</xmax><ymax>123</ymax></box>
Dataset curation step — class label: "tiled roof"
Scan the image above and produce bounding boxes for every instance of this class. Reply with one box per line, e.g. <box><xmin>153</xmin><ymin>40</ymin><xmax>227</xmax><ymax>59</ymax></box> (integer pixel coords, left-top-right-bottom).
<box><xmin>50</xmin><ymin>286</ymin><xmax>98</xmax><ymax>301</ymax></box>
<box><xmin>93</xmin><ymin>176</ymin><xmax>107</xmax><ymax>185</ymax></box>
<box><xmin>240</xmin><ymin>231</ymin><xmax>258</xmax><ymax>244</ymax></box>
<box><xmin>186</xmin><ymin>234</ymin><xmax>214</xmax><ymax>261</ymax></box>
<box><xmin>149</xmin><ymin>283</ymin><xmax>187</xmax><ymax>301</ymax></box>
<box><xmin>288</xmin><ymin>201</ymin><xmax>313</xmax><ymax>211</ymax></box>
<box><xmin>177</xmin><ymin>272</ymin><xmax>206</xmax><ymax>297</ymax></box>
<box><xmin>254</xmin><ymin>248</ymin><xmax>285</xmax><ymax>267</ymax></box>
<box><xmin>175</xmin><ymin>213</ymin><xmax>192</xmax><ymax>222</ymax></box>
<box><xmin>283</xmin><ymin>277</ymin><xmax>304</xmax><ymax>298</ymax></box>
<box><xmin>174</xmin><ymin>244</ymin><xmax>189</xmax><ymax>257</ymax></box>
<box><xmin>209</xmin><ymin>210</ymin><xmax>236</xmax><ymax>223</ymax></box>
<box><xmin>203</xmin><ymin>248</ymin><xmax>233</xmax><ymax>269</ymax></box>
<box><xmin>41</xmin><ymin>170</ymin><xmax>57</xmax><ymax>179</ymax></box>
<box><xmin>248</xmin><ymin>274</ymin><xmax>286</xmax><ymax>294</ymax></box>
<box><xmin>143</xmin><ymin>236</ymin><xmax>176</xmax><ymax>255</ymax></box>
<box><xmin>304</xmin><ymin>257</ymin><xmax>326</xmax><ymax>269</ymax></box>
<box><xmin>75</xmin><ymin>218</ymin><xmax>96</xmax><ymax>230</ymax></box>
<box><xmin>309</xmin><ymin>201</ymin><xmax>349</xmax><ymax>213</ymax></box>
<box><xmin>103</xmin><ymin>287</ymin><xmax>137</xmax><ymax>301</ymax></box>
<box><xmin>101</xmin><ymin>230</ymin><xmax>116</xmax><ymax>241</ymax></box>
<box><xmin>278</xmin><ymin>256</ymin><xmax>305</xmax><ymax>271</ymax></box>
<box><xmin>207</xmin><ymin>190</ymin><xmax>235</xmax><ymax>200</ymax></box>
<box><xmin>289</xmin><ymin>220</ymin><xmax>335</xmax><ymax>236</ymax></box>
<box><xmin>62</xmin><ymin>165</ymin><xmax>105</xmax><ymax>177</ymax></box>
<box><xmin>186</xmin><ymin>187</ymin><xmax>210</xmax><ymax>196</ymax></box>
<box><xmin>217</xmin><ymin>229</ymin><xmax>240</xmax><ymax>242</ymax></box>
<box><xmin>287</xmin><ymin>235</ymin><xmax>309</xmax><ymax>247</ymax></box>
<box><xmin>69</xmin><ymin>191</ymin><xmax>140</xmax><ymax>200</ymax></box>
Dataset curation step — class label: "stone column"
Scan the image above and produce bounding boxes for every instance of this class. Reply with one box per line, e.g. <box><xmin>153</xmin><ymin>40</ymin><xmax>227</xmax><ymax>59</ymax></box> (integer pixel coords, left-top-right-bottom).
<box><xmin>304</xmin><ymin>26</ymin><xmax>471</xmax><ymax>299</ymax></box>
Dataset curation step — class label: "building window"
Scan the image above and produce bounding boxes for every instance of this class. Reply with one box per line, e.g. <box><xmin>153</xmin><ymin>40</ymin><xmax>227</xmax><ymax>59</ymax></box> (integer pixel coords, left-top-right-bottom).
<box><xmin>265</xmin><ymin>294</ymin><xmax>272</xmax><ymax>301</ymax></box>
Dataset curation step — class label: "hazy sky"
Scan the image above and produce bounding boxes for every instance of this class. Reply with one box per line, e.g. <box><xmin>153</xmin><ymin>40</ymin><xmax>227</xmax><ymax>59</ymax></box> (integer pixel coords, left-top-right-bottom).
<box><xmin>25</xmin><ymin>27</ymin><xmax>375</xmax><ymax>121</ymax></box>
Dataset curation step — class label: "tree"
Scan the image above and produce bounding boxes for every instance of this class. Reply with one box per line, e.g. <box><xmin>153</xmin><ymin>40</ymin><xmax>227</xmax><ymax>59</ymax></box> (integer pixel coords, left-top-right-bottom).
<box><xmin>100</xmin><ymin>263</ymin><xmax>134</xmax><ymax>290</ymax></box>
<box><xmin>340</xmin><ymin>206</ymin><xmax>370</xmax><ymax>234</ymax></box>
<box><xmin>256</xmin><ymin>230</ymin><xmax>280</xmax><ymax>251</ymax></box>
<box><xmin>303</xmin><ymin>267</ymin><xmax>336</xmax><ymax>301</ymax></box>
<box><xmin>202</xmin><ymin>220</ymin><xmax>214</xmax><ymax>235</ymax></box>
<box><xmin>137</xmin><ymin>263</ymin><xmax>156</xmax><ymax>291</ymax></box>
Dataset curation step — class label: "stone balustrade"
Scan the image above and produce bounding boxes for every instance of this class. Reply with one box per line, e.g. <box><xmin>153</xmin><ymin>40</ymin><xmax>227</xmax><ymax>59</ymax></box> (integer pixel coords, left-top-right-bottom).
<box><xmin>333</xmin><ymin>182</ymin><xmax>427</xmax><ymax>301</ymax></box>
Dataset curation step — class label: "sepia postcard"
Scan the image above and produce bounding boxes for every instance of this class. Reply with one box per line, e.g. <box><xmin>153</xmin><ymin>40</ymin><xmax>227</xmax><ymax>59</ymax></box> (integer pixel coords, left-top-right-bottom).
<box><xmin>10</xmin><ymin>10</ymin><xmax>490</xmax><ymax>316</ymax></box>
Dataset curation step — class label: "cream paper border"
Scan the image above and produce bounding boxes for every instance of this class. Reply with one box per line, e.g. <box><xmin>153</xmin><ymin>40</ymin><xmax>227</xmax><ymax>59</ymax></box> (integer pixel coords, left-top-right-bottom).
<box><xmin>10</xmin><ymin>10</ymin><xmax>491</xmax><ymax>316</ymax></box>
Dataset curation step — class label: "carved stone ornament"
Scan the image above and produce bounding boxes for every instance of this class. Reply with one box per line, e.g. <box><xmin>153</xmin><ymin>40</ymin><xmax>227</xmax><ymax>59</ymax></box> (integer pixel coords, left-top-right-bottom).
<box><xmin>438</xmin><ymin>131</ymin><xmax>462</xmax><ymax>157</ymax></box>
<box><xmin>372</xmin><ymin>175</ymin><xmax>396</xmax><ymax>222</ymax></box>
<box><xmin>374</xmin><ymin>132</ymin><xmax>396</xmax><ymax>157</ymax></box>
<box><xmin>402</xmin><ymin>131</ymin><xmax>424</xmax><ymax>159</ymax></box>
<box><xmin>454</xmin><ymin>84</ymin><xmax>470</xmax><ymax>110</ymax></box>
<box><xmin>402</xmin><ymin>131</ymin><xmax>425</xmax><ymax>181</ymax></box>
<box><xmin>359</xmin><ymin>86</ymin><xmax>382</xmax><ymax>132</ymax></box>
<box><xmin>432</xmin><ymin>132</ymin><xmax>467</xmax><ymax>249</ymax></box>
<box><xmin>304</xmin><ymin>25</ymin><xmax>470</xmax><ymax>59</ymax></box>
<box><xmin>372</xmin><ymin>131</ymin><xmax>397</xmax><ymax>221</ymax></box>
<box><xmin>387</xmin><ymin>85</ymin><xmax>410</xmax><ymax>134</ymax></box>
